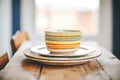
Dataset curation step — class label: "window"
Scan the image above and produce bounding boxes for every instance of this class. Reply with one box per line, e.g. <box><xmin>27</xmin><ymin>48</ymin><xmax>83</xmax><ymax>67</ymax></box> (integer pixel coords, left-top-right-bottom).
<box><xmin>21</xmin><ymin>0</ymin><xmax>112</xmax><ymax>51</ymax></box>
<box><xmin>35</xmin><ymin>0</ymin><xmax>99</xmax><ymax>36</ymax></box>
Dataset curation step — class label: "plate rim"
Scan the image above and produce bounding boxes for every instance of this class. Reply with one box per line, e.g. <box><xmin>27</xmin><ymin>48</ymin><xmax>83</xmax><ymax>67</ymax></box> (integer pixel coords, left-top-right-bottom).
<box><xmin>30</xmin><ymin>45</ymin><xmax>96</xmax><ymax>57</ymax></box>
<box><xmin>25</xmin><ymin>56</ymin><xmax>96</xmax><ymax>66</ymax></box>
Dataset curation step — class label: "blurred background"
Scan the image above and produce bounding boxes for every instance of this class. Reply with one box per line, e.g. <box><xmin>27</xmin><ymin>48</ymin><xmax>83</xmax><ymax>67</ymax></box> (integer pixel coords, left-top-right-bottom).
<box><xmin>0</xmin><ymin>0</ymin><xmax>120</xmax><ymax>59</ymax></box>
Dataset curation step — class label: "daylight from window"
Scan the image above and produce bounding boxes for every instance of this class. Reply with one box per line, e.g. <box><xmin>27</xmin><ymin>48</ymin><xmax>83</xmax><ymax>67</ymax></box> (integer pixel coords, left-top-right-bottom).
<box><xmin>35</xmin><ymin>0</ymin><xmax>99</xmax><ymax>36</ymax></box>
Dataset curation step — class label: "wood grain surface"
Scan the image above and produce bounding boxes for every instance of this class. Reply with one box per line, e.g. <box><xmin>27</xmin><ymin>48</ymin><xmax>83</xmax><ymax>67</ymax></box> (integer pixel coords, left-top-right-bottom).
<box><xmin>0</xmin><ymin>41</ymin><xmax>120</xmax><ymax>80</ymax></box>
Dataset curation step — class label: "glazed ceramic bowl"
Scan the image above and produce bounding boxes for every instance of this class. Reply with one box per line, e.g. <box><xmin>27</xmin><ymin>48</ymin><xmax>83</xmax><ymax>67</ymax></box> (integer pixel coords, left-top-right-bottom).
<box><xmin>45</xmin><ymin>30</ymin><xmax>82</xmax><ymax>54</ymax></box>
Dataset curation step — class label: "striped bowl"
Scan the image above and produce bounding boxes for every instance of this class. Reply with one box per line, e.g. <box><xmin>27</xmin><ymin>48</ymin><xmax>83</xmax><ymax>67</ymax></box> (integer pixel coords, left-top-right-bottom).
<box><xmin>45</xmin><ymin>30</ymin><xmax>82</xmax><ymax>54</ymax></box>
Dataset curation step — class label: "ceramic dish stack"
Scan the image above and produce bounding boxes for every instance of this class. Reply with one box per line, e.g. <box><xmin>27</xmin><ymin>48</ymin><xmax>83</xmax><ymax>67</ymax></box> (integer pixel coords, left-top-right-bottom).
<box><xmin>45</xmin><ymin>30</ymin><xmax>82</xmax><ymax>54</ymax></box>
<box><xmin>24</xmin><ymin>30</ymin><xmax>102</xmax><ymax>65</ymax></box>
<box><xmin>24</xmin><ymin>45</ymin><xmax>102</xmax><ymax>66</ymax></box>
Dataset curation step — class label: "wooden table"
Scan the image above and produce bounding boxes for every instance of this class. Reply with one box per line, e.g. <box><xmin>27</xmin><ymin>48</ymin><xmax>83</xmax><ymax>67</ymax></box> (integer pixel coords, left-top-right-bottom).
<box><xmin>0</xmin><ymin>41</ymin><xmax>120</xmax><ymax>80</ymax></box>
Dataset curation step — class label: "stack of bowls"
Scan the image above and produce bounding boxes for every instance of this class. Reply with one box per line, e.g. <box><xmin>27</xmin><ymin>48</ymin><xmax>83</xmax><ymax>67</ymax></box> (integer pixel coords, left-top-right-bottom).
<box><xmin>45</xmin><ymin>30</ymin><xmax>82</xmax><ymax>54</ymax></box>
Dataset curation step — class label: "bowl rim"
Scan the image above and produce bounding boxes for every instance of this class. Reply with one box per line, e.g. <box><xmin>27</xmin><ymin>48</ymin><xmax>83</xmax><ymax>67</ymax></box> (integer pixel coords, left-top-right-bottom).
<box><xmin>45</xmin><ymin>29</ymin><xmax>82</xmax><ymax>33</ymax></box>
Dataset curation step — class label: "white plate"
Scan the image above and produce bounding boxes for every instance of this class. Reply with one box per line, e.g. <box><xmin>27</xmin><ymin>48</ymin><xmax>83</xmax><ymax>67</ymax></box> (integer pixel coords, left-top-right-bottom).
<box><xmin>26</xmin><ymin>57</ymin><xmax>92</xmax><ymax>65</ymax></box>
<box><xmin>24</xmin><ymin>48</ymin><xmax>101</xmax><ymax>61</ymax></box>
<box><xmin>30</xmin><ymin>45</ymin><xmax>96</xmax><ymax>57</ymax></box>
<box><xmin>24</xmin><ymin>48</ymin><xmax>102</xmax><ymax>65</ymax></box>
<box><xmin>24</xmin><ymin>50</ymin><xmax>101</xmax><ymax>66</ymax></box>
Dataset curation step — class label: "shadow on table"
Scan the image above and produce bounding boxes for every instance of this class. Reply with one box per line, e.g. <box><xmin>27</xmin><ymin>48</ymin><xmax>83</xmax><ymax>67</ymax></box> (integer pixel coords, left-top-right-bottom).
<box><xmin>22</xmin><ymin>59</ymin><xmax>42</xmax><ymax>71</ymax></box>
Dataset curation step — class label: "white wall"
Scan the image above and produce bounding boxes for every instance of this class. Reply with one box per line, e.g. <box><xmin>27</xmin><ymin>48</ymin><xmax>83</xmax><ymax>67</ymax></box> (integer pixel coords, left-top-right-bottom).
<box><xmin>21</xmin><ymin>0</ymin><xmax>44</xmax><ymax>41</ymax></box>
<box><xmin>21</xmin><ymin>0</ymin><xmax>35</xmax><ymax>37</ymax></box>
<box><xmin>98</xmin><ymin>0</ymin><xmax>112</xmax><ymax>51</ymax></box>
<box><xmin>0</xmin><ymin>0</ymin><xmax>12</xmax><ymax>57</ymax></box>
